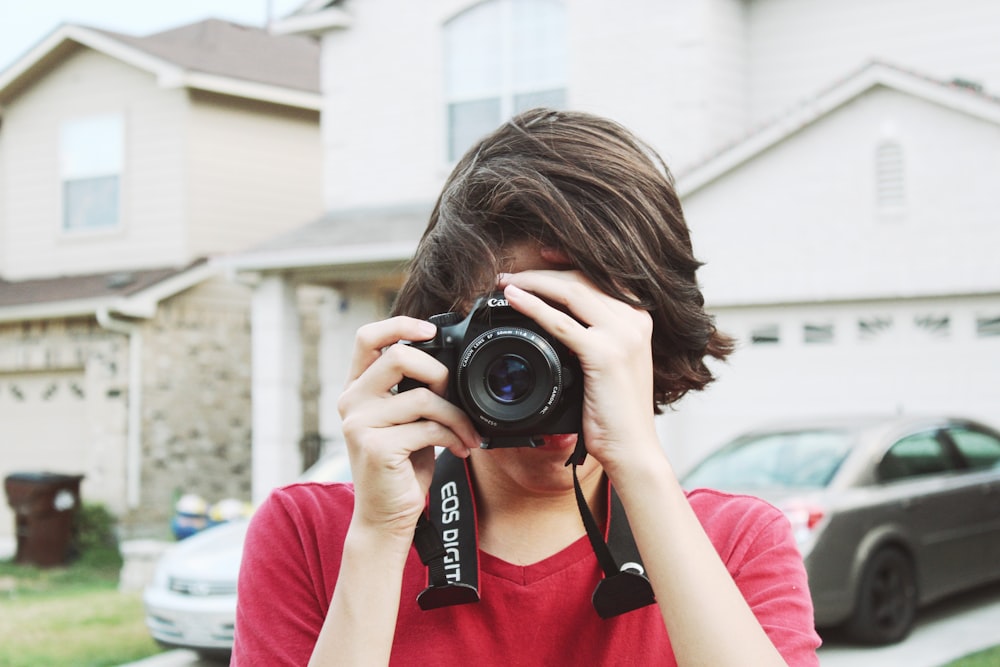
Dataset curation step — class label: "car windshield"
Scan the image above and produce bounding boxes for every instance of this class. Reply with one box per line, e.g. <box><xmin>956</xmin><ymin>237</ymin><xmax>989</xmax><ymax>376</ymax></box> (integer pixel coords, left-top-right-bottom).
<box><xmin>684</xmin><ymin>429</ymin><xmax>855</xmax><ymax>490</ymax></box>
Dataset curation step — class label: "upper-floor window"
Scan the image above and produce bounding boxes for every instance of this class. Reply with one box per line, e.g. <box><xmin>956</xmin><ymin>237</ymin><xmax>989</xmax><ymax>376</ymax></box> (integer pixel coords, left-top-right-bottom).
<box><xmin>443</xmin><ymin>0</ymin><xmax>567</xmax><ymax>162</ymax></box>
<box><xmin>60</xmin><ymin>113</ymin><xmax>123</xmax><ymax>232</ymax></box>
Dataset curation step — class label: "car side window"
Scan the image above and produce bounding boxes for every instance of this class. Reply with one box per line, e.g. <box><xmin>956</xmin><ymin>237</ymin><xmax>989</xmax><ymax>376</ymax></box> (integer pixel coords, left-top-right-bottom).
<box><xmin>948</xmin><ymin>427</ymin><xmax>1000</xmax><ymax>470</ymax></box>
<box><xmin>877</xmin><ymin>431</ymin><xmax>955</xmax><ymax>482</ymax></box>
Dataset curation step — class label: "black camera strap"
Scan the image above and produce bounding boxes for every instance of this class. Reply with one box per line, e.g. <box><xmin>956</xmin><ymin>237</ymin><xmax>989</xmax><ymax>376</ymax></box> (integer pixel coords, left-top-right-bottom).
<box><xmin>414</xmin><ymin>440</ymin><xmax>656</xmax><ymax>618</ymax></box>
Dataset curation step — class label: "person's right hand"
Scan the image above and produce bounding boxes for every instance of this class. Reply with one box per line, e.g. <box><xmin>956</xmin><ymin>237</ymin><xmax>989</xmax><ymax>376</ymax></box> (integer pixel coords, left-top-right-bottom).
<box><xmin>337</xmin><ymin>316</ymin><xmax>480</xmax><ymax>541</ymax></box>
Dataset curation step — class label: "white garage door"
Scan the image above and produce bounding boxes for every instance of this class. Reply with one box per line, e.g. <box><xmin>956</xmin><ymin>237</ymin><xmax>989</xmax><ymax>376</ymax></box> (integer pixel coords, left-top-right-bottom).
<box><xmin>0</xmin><ymin>371</ymin><xmax>90</xmax><ymax>545</ymax></box>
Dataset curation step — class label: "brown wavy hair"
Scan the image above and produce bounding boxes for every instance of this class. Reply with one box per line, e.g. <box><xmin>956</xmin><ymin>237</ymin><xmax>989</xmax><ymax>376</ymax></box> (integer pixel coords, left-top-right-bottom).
<box><xmin>393</xmin><ymin>108</ymin><xmax>733</xmax><ymax>411</ymax></box>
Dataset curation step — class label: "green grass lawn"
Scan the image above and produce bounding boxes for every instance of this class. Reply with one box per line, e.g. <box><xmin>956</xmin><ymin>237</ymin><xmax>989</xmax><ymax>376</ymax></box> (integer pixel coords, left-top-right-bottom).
<box><xmin>0</xmin><ymin>557</ymin><xmax>164</xmax><ymax>667</ymax></box>
<box><xmin>943</xmin><ymin>646</ymin><xmax>1000</xmax><ymax>667</ymax></box>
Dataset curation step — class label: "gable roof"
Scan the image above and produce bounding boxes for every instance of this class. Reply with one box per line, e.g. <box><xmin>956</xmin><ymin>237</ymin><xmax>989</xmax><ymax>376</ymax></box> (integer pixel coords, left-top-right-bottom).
<box><xmin>0</xmin><ymin>259</ymin><xmax>218</xmax><ymax>323</ymax></box>
<box><xmin>676</xmin><ymin>60</ymin><xmax>1000</xmax><ymax>196</ymax></box>
<box><xmin>0</xmin><ymin>19</ymin><xmax>320</xmax><ymax>110</ymax></box>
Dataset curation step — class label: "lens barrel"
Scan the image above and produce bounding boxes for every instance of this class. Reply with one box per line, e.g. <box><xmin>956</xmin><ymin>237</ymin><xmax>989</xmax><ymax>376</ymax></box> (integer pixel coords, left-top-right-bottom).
<box><xmin>457</xmin><ymin>327</ymin><xmax>565</xmax><ymax>430</ymax></box>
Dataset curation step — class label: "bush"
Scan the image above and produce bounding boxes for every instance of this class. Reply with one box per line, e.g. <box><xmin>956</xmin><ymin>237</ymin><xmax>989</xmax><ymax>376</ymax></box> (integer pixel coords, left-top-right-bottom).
<box><xmin>74</xmin><ymin>502</ymin><xmax>122</xmax><ymax>570</ymax></box>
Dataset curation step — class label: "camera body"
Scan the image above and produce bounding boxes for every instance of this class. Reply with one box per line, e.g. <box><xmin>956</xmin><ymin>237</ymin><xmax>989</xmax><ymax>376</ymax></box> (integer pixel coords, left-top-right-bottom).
<box><xmin>399</xmin><ymin>292</ymin><xmax>583</xmax><ymax>448</ymax></box>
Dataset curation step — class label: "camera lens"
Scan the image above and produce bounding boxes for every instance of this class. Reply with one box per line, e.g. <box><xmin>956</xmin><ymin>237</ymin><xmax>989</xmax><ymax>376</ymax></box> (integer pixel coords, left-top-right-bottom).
<box><xmin>457</xmin><ymin>326</ymin><xmax>565</xmax><ymax>431</ymax></box>
<box><xmin>485</xmin><ymin>354</ymin><xmax>534</xmax><ymax>403</ymax></box>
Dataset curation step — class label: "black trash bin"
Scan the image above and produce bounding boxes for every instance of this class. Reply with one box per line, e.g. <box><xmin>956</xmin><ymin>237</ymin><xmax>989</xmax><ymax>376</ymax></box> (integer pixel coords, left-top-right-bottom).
<box><xmin>4</xmin><ymin>472</ymin><xmax>85</xmax><ymax>567</ymax></box>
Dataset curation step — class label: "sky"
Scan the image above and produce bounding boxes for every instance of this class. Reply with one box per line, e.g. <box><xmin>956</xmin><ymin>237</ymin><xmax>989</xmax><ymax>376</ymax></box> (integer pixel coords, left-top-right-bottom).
<box><xmin>0</xmin><ymin>0</ymin><xmax>307</xmax><ymax>75</ymax></box>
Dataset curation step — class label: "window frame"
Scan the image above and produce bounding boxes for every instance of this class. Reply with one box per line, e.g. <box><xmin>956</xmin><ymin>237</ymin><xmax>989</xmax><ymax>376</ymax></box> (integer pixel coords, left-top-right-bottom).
<box><xmin>59</xmin><ymin>112</ymin><xmax>125</xmax><ymax>235</ymax></box>
<box><xmin>442</xmin><ymin>0</ymin><xmax>567</xmax><ymax>162</ymax></box>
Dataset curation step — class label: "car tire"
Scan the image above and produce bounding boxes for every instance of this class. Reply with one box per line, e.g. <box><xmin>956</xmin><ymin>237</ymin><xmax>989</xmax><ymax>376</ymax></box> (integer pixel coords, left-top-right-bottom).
<box><xmin>844</xmin><ymin>546</ymin><xmax>917</xmax><ymax>645</ymax></box>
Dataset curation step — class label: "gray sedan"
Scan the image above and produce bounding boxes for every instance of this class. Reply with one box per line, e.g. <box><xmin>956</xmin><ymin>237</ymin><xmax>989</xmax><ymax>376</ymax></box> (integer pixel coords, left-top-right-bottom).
<box><xmin>682</xmin><ymin>415</ymin><xmax>1000</xmax><ymax>645</ymax></box>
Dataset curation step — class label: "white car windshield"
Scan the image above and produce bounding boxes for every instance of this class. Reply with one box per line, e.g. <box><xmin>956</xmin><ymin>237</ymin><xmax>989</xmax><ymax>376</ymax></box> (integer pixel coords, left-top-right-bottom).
<box><xmin>684</xmin><ymin>429</ymin><xmax>854</xmax><ymax>490</ymax></box>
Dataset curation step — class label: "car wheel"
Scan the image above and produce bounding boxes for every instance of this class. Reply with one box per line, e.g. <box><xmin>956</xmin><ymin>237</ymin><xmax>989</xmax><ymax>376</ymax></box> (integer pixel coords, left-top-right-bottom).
<box><xmin>844</xmin><ymin>546</ymin><xmax>917</xmax><ymax>645</ymax></box>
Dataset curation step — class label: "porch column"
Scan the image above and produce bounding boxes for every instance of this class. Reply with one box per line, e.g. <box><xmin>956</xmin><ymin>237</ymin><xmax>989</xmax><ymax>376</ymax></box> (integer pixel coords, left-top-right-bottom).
<box><xmin>317</xmin><ymin>285</ymin><xmax>383</xmax><ymax>457</ymax></box>
<box><xmin>251</xmin><ymin>275</ymin><xmax>303</xmax><ymax>502</ymax></box>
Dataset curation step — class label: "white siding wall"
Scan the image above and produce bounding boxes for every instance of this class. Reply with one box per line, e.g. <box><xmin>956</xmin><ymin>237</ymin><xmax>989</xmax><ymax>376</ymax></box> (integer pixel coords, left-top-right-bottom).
<box><xmin>661</xmin><ymin>296</ymin><xmax>1000</xmax><ymax>474</ymax></box>
<box><xmin>319</xmin><ymin>1</ymin><xmax>452</xmax><ymax>210</ymax></box>
<box><xmin>685</xmin><ymin>86</ymin><xmax>1000</xmax><ymax>306</ymax></box>
<box><xmin>319</xmin><ymin>0</ymin><xmax>753</xmax><ymax>210</ymax></box>
<box><xmin>746</xmin><ymin>0</ymin><xmax>1000</xmax><ymax>125</ymax></box>
<box><xmin>569</xmin><ymin>0</ymin><xmax>743</xmax><ymax>169</ymax></box>
<box><xmin>186</xmin><ymin>93</ymin><xmax>323</xmax><ymax>256</ymax></box>
<box><xmin>665</xmin><ymin>86</ymin><xmax>1000</xmax><ymax>471</ymax></box>
<box><xmin>1</xmin><ymin>48</ymin><xmax>189</xmax><ymax>280</ymax></box>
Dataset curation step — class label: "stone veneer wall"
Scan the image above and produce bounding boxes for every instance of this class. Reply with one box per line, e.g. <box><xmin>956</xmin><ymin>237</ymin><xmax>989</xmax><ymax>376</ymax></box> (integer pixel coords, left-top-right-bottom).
<box><xmin>0</xmin><ymin>277</ymin><xmax>322</xmax><ymax>540</ymax></box>
<box><xmin>129</xmin><ymin>279</ymin><xmax>254</xmax><ymax>535</ymax></box>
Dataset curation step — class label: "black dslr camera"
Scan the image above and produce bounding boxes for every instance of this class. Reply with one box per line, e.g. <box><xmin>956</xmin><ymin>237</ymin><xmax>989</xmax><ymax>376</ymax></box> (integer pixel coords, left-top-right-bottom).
<box><xmin>398</xmin><ymin>292</ymin><xmax>583</xmax><ymax>448</ymax></box>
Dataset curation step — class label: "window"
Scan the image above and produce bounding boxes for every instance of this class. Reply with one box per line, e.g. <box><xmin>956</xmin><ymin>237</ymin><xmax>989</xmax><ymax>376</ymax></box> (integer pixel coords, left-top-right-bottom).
<box><xmin>976</xmin><ymin>315</ymin><xmax>1000</xmax><ymax>338</ymax></box>
<box><xmin>858</xmin><ymin>316</ymin><xmax>893</xmax><ymax>342</ymax></box>
<box><xmin>948</xmin><ymin>428</ymin><xmax>1000</xmax><ymax>471</ymax></box>
<box><xmin>749</xmin><ymin>324</ymin><xmax>780</xmax><ymax>345</ymax></box>
<box><xmin>914</xmin><ymin>314</ymin><xmax>950</xmax><ymax>339</ymax></box>
<box><xmin>60</xmin><ymin>113</ymin><xmax>123</xmax><ymax>231</ymax></box>
<box><xmin>804</xmin><ymin>322</ymin><xmax>834</xmax><ymax>344</ymax></box>
<box><xmin>443</xmin><ymin>0</ymin><xmax>567</xmax><ymax>161</ymax></box>
<box><xmin>877</xmin><ymin>432</ymin><xmax>954</xmax><ymax>482</ymax></box>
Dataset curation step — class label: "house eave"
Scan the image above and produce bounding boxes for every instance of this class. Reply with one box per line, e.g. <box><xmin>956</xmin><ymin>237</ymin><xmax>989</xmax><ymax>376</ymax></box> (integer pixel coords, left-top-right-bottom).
<box><xmin>270</xmin><ymin>7</ymin><xmax>353</xmax><ymax>36</ymax></box>
<box><xmin>178</xmin><ymin>71</ymin><xmax>321</xmax><ymax>110</ymax></box>
<box><xmin>676</xmin><ymin>62</ymin><xmax>1000</xmax><ymax>197</ymax></box>
<box><xmin>0</xmin><ymin>23</ymin><xmax>320</xmax><ymax>111</ymax></box>
<box><xmin>706</xmin><ymin>287</ymin><xmax>1000</xmax><ymax>311</ymax></box>
<box><xmin>0</xmin><ymin>261</ymin><xmax>219</xmax><ymax>324</ymax></box>
<box><xmin>218</xmin><ymin>241</ymin><xmax>417</xmax><ymax>276</ymax></box>
<box><xmin>0</xmin><ymin>24</ymin><xmax>183</xmax><ymax>99</ymax></box>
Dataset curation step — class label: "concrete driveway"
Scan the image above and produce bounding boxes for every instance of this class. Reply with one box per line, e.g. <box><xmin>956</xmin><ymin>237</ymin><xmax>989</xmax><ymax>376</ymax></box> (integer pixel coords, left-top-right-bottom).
<box><xmin>818</xmin><ymin>581</ymin><xmax>1000</xmax><ymax>666</ymax></box>
<box><xmin>122</xmin><ymin>582</ymin><xmax>1000</xmax><ymax>667</ymax></box>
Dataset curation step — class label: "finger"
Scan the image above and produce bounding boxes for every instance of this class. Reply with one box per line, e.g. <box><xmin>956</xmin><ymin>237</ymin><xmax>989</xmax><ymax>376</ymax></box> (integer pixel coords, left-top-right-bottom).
<box><xmin>345</xmin><ymin>387</ymin><xmax>481</xmax><ymax>451</ymax></box>
<box><xmin>499</xmin><ymin>283</ymin><xmax>591</xmax><ymax>352</ymax></box>
<box><xmin>344</xmin><ymin>400</ymin><xmax>481</xmax><ymax>459</ymax></box>
<box><xmin>369</xmin><ymin>342</ymin><xmax>451</xmax><ymax>397</ymax></box>
<box><xmin>498</xmin><ymin>270</ymin><xmax>617</xmax><ymax>326</ymax></box>
<box><xmin>346</xmin><ymin>317</ymin><xmax>437</xmax><ymax>383</ymax></box>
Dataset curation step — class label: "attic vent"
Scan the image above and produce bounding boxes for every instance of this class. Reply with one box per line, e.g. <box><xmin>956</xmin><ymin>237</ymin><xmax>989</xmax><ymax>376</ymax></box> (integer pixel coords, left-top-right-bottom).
<box><xmin>875</xmin><ymin>140</ymin><xmax>905</xmax><ymax>218</ymax></box>
<box><xmin>106</xmin><ymin>272</ymin><xmax>136</xmax><ymax>289</ymax></box>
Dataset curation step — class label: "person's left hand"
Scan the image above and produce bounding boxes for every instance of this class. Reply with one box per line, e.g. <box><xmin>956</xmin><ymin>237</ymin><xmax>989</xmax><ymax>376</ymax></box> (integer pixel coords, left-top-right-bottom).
<box><xmin>496</xmin><ymin>269</ymin><xmax>662</xmax><ymax>476</ymax></box>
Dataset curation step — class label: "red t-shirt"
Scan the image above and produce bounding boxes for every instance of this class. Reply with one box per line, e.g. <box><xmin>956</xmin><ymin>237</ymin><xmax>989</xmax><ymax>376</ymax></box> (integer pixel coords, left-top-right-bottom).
<box><xmin>232</xmin><ymin>482</ymin><xmax>821</xmax><ymax>666</ymax></box>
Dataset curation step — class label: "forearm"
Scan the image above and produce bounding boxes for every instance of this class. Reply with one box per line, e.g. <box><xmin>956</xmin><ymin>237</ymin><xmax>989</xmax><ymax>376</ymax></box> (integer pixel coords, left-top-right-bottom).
<box><xmin>309</xmin><ymin>523</ymin><xmax>412</xmax><ymax>667</ymax></box>
<box><xmin>608</xmin><ymin>453</ymin><xmax>787</xmax><ymax>667</ymax></box>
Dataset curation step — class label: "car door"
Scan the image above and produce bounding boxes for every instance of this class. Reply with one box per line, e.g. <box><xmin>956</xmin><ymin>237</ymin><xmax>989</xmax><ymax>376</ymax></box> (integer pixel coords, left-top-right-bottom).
<box><xmin>940</xmin><ymin>425</ymin><xmax>1000</xmax><ymax>586</ymax></box>
<box><xmin>874</xmin><ymin>428</ymin><xmax>978</xmax><ymax>602</ymax></box>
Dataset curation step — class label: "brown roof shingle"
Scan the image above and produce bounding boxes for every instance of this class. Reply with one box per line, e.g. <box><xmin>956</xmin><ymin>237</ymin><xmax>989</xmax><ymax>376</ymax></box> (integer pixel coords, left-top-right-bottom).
<box><xmin>0</xmin><ymin>260</ymin><xmax>207</xmax><ymax>309</ymax></box>
<box><xmin>90</xmin><ymin>19</ymin><xmax>319</xmax><ymax>93</ymax></box>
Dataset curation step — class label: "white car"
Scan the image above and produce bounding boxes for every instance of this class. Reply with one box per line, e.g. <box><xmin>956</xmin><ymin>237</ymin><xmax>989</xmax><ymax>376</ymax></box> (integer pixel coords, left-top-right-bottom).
<box><xmin>143</xmin><ymin>451</ymin><xmax>352</xmax><ymax>658</ymax></box>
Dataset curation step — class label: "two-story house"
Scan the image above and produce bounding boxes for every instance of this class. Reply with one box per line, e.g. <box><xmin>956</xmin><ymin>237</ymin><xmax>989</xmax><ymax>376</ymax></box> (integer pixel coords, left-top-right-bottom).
<box><xmin>0</xmin><ymin>18</ymin><xmax>323</xmax><ymax>542</ymax></box>
<box><xmin>229</xmin><ymin>0</ymin><xmax>1000</xmax><ymax>497</ymax></box>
